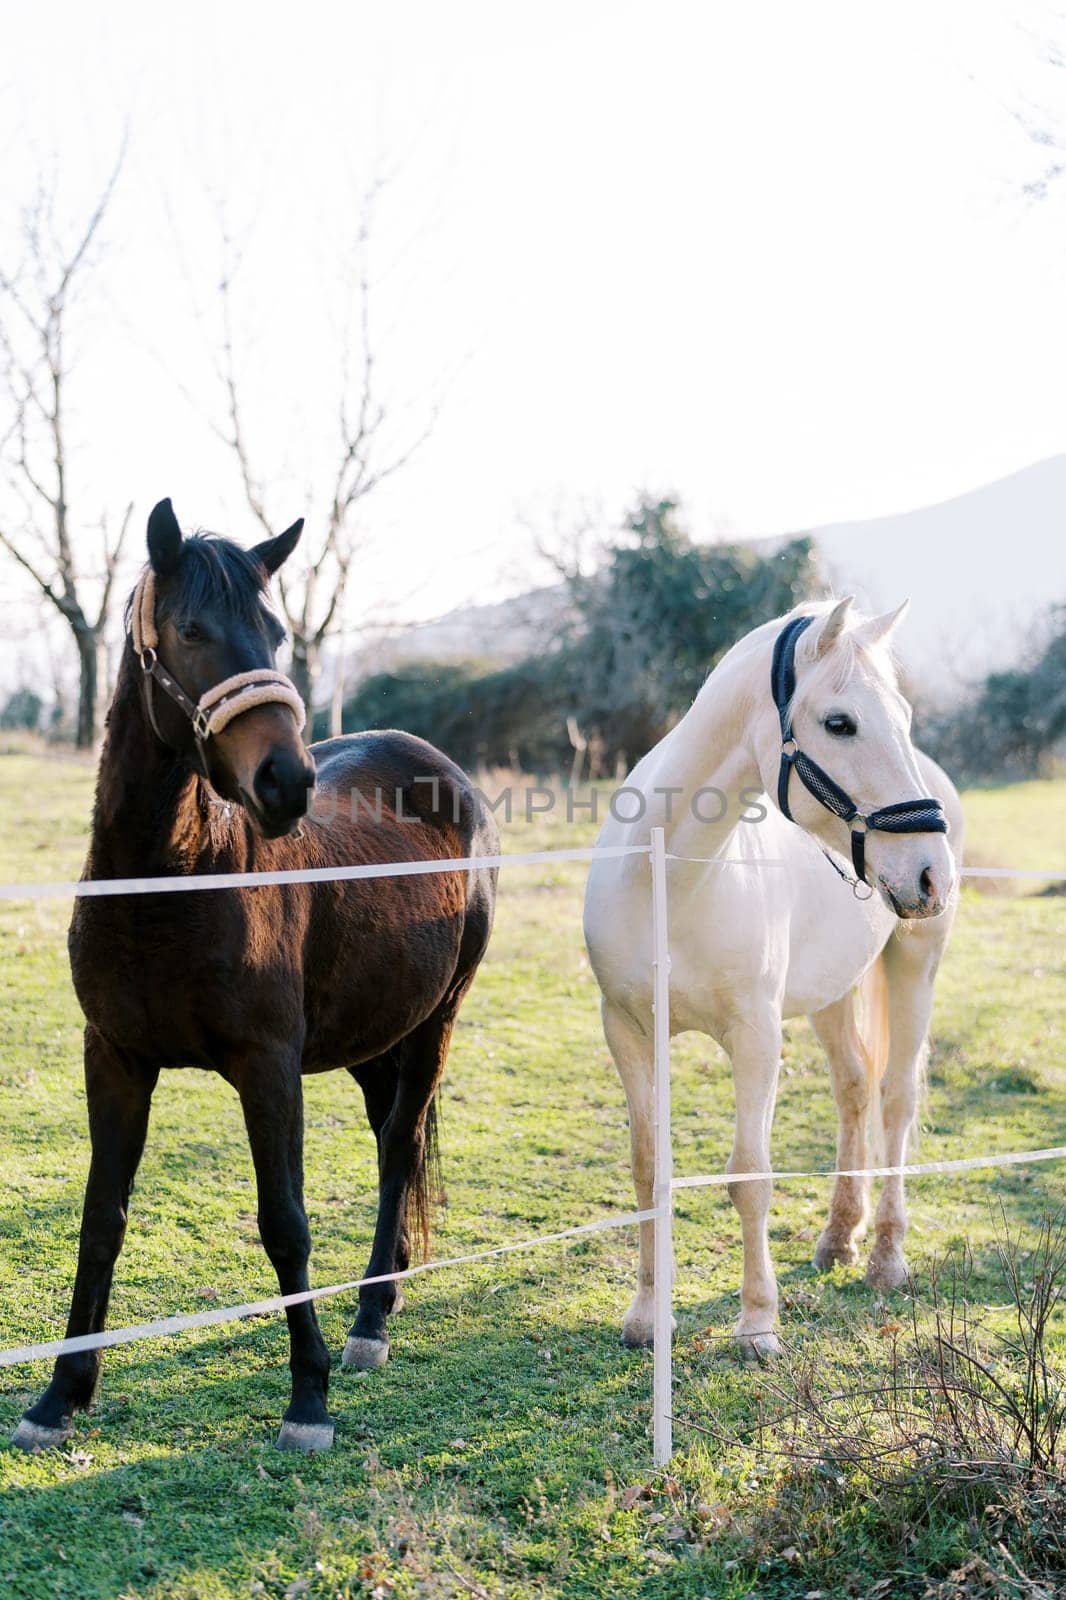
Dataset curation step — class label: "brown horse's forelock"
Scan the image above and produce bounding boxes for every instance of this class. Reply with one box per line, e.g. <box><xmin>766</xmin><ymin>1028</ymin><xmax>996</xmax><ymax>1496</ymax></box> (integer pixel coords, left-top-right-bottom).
<box><xmin>124</xmin><ymin>535</ymin><xmax>285</xmax><ymax>643</ymax></box>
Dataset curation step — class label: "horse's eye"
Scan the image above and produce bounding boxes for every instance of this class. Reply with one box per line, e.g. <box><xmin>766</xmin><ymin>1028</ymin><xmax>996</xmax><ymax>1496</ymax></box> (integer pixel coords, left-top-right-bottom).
<box><xmin>824</xmin><ymin>712</ymin><xmax>857</xmax><ymax>737</ymax></box>
<box><xmin>178</xmin><ymin>621</ymin><xmax>204</xmax><ymax>644</ymax></box>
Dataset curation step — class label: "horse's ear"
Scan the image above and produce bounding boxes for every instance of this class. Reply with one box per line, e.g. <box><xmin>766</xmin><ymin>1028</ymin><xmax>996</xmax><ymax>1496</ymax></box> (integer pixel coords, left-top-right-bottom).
<box><xmin>147</xmin><ymin>498</ymin><xmax>183</xmax><ymax>577</ymax></box>
<box><xmin>853</xmin><ymin>599</ymin><xmax>910</xmax><ymax>649</ymax></box>
<box><xmin>252</xmin><ymin>519</ymin><xmax>304</xmax><ymax>577</ymax></box>
<box><xmin>813</xmin><ymin>595</ymin><xmax>855</xmax><ymax>657</ymax></box>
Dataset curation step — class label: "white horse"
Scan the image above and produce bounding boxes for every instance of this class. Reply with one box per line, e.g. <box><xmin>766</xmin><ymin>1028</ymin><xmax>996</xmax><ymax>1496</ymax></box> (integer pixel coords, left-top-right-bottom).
<box><xmin>584</xmin><ymin>597</ymin><xmax>963</xmax><ymax>1358</ymax></box>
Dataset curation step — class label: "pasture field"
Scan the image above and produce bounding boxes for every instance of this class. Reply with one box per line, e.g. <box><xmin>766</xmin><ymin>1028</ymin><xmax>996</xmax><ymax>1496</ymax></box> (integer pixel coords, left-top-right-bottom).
<box><xmin>0</xmin><ymin>752</ymin><xmax>1063</xmax><ymax>1599</ymax></box>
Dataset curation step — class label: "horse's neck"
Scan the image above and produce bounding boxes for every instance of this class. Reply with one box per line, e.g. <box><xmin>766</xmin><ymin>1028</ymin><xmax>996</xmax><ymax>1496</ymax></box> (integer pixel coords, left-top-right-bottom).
<box><xmin>87</xmin><ymin>653</ymin><xmax>228</xmax><ymax>880</ymax></box>
<box><xmin>649</xmin><ymin>639</ymin><xmax>765</xmax><ymax>855</ymax></box>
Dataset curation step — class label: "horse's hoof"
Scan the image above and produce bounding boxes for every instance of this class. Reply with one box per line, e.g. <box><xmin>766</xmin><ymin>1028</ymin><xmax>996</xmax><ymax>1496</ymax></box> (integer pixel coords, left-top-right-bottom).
<box><xmin>866</xmin><ymin>1250</ymin><xmax>909</xmax><ymax>1292</ymax></box>
<box><xmin>621</xmin><ymin>1294</ymin><xmax>674</xmax><ymax>1349</ymax></box>
<box><xmin>342</xmin><ymin>1335</ymin><xmax>389</xmax><ymax>1370</ymax></box>
<box><xmin>736</xmin><ymin>1330</ymin><xmax>783</xmax><ymax>1364</ymax></box>
<box><xmin>620</xmin><ymin>1325</ymin><xmax>654</xmax><ymax>1349</ymax></box>
<box><xmin>9</xmin><ymin>1417</ymin><xmax>73</xmax><ymax>1453</ymax></box>
<box><xmin>276</xmin><ymin>1419</ymin><xmax>335</xmax><ymax>1453</ymax></box>
<box><xmin>813</xmin><ymin>1235</ymin><xmax>861</xmax><ymax>1271</ymax></box>
<box><xmin>620</xmin><ymin>1314</ymin><xmax>675</xmax><ymax>1349</ymax></box>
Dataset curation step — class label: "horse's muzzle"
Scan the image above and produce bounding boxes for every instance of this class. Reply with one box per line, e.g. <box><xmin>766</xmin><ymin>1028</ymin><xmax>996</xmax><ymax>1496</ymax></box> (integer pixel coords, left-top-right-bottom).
<box><xmin>247</xmin><ymin>749</ymin><xmax>317</xmax><ymax>838</ymax></box>
<box><xmin>881</xmin><ymin>860</ymin><xmax>952</xmax><ymax>920</ymax></box>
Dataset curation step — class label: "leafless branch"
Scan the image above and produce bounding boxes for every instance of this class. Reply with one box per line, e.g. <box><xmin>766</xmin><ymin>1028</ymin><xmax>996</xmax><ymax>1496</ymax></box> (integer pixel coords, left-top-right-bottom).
<box><xmin>95</xmin><ymin>500</ymin><xmax>134</xmax><ymax>632</ymax></box>
<box><xmin>0</xmin><ymin>525</ymin><xmax>61</xmax><ymax>611</ymax></box>
<box><xmin>192</xmin><ymin>164</ymin><xmax>448</xmax><ymax>713</ymax></box>
<box><xmin>216</xmin><ymin>258</ymin><xmax>274</xmax><ymax>539</ymax></box>
<box><xmin>0</xmin><ymin>141</ymin><xmax>128</xmax><ymax>744</ymax></box>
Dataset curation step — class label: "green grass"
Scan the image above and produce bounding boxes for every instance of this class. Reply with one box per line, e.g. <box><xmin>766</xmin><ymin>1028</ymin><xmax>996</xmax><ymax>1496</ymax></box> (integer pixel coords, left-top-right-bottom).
<box><xmin>0</xmin><ymin>754</ymin><xmax>1063</xmax><ymax>1598</ymax></box>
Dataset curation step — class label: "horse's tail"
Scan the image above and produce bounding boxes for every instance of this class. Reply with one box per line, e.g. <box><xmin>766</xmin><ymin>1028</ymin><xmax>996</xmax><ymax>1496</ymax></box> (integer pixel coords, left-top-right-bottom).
<box><xmin>406</xmin><ymin>893</ymin><xmax>494</xmax><ymax>1262</ymax></box>
<box><xmin>855</xmin><ymin>953</ymin><xmax>890</xmax><ymax>1164</ymax></box>
<box><xmin>408</xmin><ymin>1095</ymin><xmax>442</xmax><ymax>1263</ymax></box>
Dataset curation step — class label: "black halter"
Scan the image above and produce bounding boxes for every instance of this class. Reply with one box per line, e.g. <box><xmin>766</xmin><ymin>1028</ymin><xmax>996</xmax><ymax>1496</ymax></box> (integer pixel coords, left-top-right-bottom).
<box><xmin>770</xmin><ymin>614</ymin><xmax>947</xmax><ymax>889</ymax></box>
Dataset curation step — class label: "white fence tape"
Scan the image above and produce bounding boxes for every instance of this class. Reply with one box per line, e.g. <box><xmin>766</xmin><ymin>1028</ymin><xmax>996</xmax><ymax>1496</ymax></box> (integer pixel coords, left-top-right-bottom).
<box><xmin>0</xmin><ymin>844</ymin><xmax>649</xmax><ymax>903</ymax></box>
<box><xmin>0</xmin><ymin>828</ymin><xmax>1062</xmax><ymax>1462</ymax></box>
<box><xmin>671</xmin><ymin>1144</ymin><xmax>1066</xmax><ymax>1191</ymax></box>
<box><xmin>667</xmin><ymin>855</ymin><xmax>1065</xmax><ymax>881</ymax></box>
<box><xmin>958</xmin><ymin>866</ymin><xmax>1066</xmax><ymax>880</ymax></box>
<box><xmin>0</xmin><ymin>1207</ymin><xmax>658</xmax><ymax>1369</ymax></box>
<box><xmin>6</xmin><ymin>1143</ymin><xmax>1063</xmax><ymax>1373</ymax></box>
<box><xmin>0</xmin><ymin>846</ymin><xmax>1062</xmax><ymax>902</ymax></box>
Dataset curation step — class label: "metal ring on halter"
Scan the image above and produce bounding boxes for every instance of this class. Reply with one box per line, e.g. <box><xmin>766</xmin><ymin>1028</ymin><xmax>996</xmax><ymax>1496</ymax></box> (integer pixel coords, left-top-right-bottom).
<box><xmin>139</xmin><ymin>647</ymin><xmax>157</xmax><ymax>673</ymax></box>
<box><xmin>192</xmin><ymin>707</ymin><xmax>213</xmax><ymax>741</ymax></box>
<box><xmin>781</xmin><ymin>737</ymin><xmax>798</xmax><ymax>757</ymax></box>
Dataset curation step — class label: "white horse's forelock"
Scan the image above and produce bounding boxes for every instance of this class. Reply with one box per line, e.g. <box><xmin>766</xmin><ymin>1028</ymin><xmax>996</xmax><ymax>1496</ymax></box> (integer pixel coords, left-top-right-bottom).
<box><xmin>790</xmin><ymin>598</ymin><xmax>902</xmax><ymax>709</ymax></box>
<box><xmin>699</xmin><ymin>596</ymin><xmax>898</xmax><ymax>711</ymax></box>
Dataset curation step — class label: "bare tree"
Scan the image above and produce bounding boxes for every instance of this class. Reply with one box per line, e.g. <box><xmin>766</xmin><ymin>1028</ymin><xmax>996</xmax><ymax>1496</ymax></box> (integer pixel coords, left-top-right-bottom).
<box><xmin>0</xmin><ymin>150</ymin><xmax>131</xmax><ymax>747</ymax></box>
<box><xmin>200</xmin><ymin>194</ymin><xmax>440</xmax><ymax>725</ymax></box>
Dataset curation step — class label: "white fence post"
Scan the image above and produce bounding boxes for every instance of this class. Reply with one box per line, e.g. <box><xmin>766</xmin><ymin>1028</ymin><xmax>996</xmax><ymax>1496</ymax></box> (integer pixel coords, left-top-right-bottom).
<box><xmin>650</xmin><ymin>825</ymin><xmax>674</xmax><ymax>1467</ymax></box>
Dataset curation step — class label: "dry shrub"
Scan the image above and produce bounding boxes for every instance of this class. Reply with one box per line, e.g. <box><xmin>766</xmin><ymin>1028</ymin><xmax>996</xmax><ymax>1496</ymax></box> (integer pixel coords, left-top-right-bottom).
<box><xmin>686</xmin><ymin>1208</ymin><xmax>1066</xmax><ymax>1594</ymax></box>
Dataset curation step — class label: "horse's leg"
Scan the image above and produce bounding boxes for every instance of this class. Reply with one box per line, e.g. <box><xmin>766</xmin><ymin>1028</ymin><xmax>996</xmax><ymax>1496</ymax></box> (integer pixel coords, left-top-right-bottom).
<box><xmin>866</xmin><ymin>927</ymin><xmax>943</xmax><ymax>1291</ymax></box>
<box><xmin>12</xmin><ymin>1028</ymin><xmax>157</xmax><ymax>1451</ymax></box>
<box><xmin>602</xmin><ymin>1001</ymin><xmax>666</xmax><ymax>1348</ymax></box>
<box><xmin>809</xmin><ymin>995</ymin><xmax>871</xmax><ymax>1269</ymax></box>
<box><xmin>348</xmin><ymin>1055</ymin><xmax>408</xmax><ymax>1313</ymax></box>
<box><xmin>343</xmin><ymin>1001</ymin><xmax>457</xmax><ymax>1371</ymax></box>
<box><xmin>235</xmin><ymin>1048</ymin><xmax>333</xmax><ymax>1453</ymax></box>
<box><xmin>725</xmin><ymin>1011</ymin><xmax>783</xmax><ymax>1361</ymax></box>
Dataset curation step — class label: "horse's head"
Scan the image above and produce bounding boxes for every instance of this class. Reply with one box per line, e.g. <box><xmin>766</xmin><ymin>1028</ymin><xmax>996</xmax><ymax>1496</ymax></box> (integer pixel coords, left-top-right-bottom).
<box><xmin>756</xmin><ymin>597</ymin><xmax>956</xmax><ymax>919</ymax></box>
<box><xmin>137</xmin><ymin>498</ymin><xmax>316</xmax><ymax>839</ymax></box>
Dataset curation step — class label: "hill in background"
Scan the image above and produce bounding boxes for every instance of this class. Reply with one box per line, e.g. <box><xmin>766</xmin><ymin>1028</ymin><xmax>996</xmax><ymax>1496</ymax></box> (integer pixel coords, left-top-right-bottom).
<box><xmin>816</xmin><ymin>453</ymin><xmax>1066</xmax><ymax>690</ymax></box>
<box><xmin>337</xmin><ymin>454</ymin><xmax>1066</xmax><ymax>706</ymax></box>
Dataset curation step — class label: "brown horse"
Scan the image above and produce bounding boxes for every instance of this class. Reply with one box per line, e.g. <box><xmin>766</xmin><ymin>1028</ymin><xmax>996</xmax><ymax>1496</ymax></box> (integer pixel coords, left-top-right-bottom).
<box><xmin>12</xmin><ymin>499</ymin><xmax>498</xmax><ymax>1454</ymax></box>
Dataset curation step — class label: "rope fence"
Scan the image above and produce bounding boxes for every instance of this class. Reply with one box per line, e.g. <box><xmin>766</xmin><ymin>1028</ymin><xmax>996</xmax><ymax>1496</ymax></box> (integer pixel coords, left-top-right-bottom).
<box><xmin>0</xmin><ymin>849</ymin><xmax>1062</xmax><ymax>902</ymax></box>
<box><xmin>0</xmin><ymin>1208</ymin><xmax>659</xmax><ymax>1370</ymax></box>
<box><xmin>0</xmin><ymin>830</ymin><xmax>1063</xmax><ymax>1466</ymax></box>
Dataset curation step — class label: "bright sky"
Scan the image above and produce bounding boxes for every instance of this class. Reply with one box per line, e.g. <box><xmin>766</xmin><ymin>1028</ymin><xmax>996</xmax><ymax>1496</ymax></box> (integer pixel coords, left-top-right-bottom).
<box><xmin>2</xmin><ymin>0</ymin><xmax>1064</xmax><ymax>691</ymax></box>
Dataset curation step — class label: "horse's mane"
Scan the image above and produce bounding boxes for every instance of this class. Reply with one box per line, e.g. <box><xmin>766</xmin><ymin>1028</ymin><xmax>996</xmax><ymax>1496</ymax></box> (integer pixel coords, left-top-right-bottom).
<box><xmin>124</xmin><ymin>534</ymin><xmax>284</xmax><ymax>637</ymax></box>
